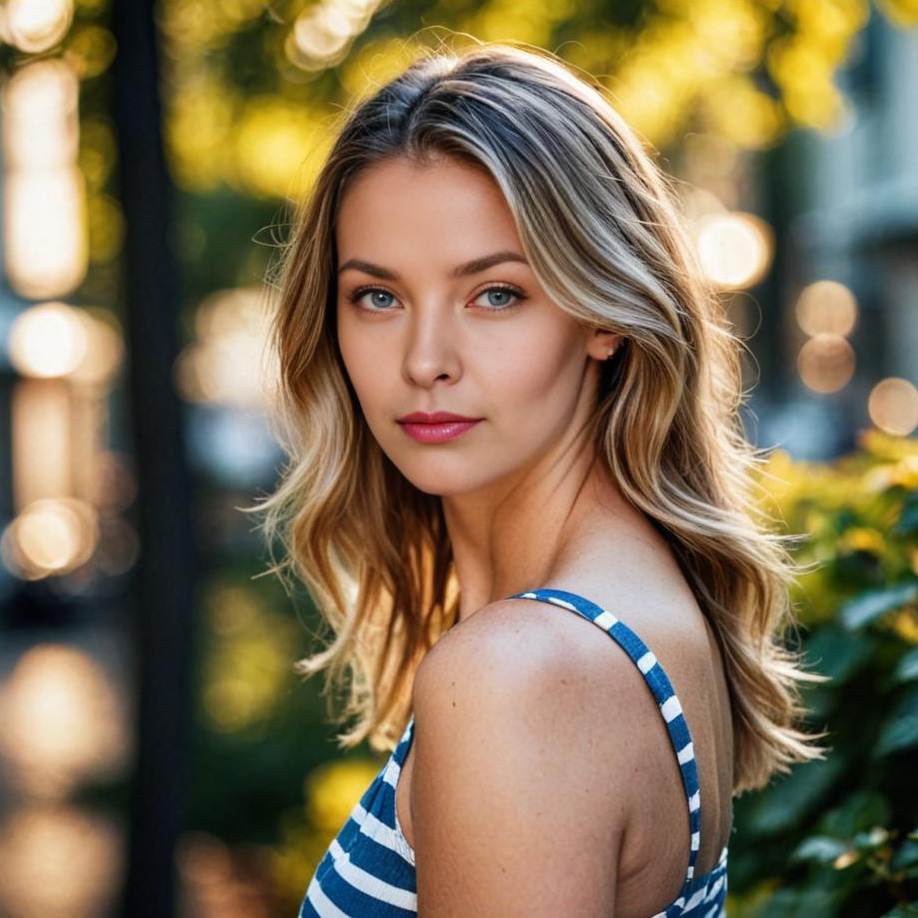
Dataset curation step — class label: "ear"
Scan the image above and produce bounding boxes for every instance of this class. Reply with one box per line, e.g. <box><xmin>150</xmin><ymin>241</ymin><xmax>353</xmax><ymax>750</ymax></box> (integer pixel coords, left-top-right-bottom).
<box><xmin>586</xmin><ymin>328</ymin><xmax>624</xmax><ymax>362</ymax></box>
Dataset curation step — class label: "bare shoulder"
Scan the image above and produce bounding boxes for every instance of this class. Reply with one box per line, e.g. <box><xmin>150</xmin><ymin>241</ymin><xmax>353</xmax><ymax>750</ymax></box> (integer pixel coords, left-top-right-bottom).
<box><xmin>412</xmin><ymin>595</ymin><xmax>689</xmax><ymax>772</ymax></box>
<box><xmin>410</xmin><ymin>598</ymin><xmax>645</xmax><ymax>914</ymax></box>
<box><xmin>413</xmin><ymin>596</ymin><xmax>646</xmax><ymax>725</ymax></box>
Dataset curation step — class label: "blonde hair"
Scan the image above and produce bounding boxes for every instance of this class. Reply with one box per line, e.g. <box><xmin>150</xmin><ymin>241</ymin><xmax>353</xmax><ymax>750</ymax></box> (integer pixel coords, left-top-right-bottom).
<box><xmin>245</xmin><ymin>38</ymin><xmax>827</xmax><ymax>795</ymax></box>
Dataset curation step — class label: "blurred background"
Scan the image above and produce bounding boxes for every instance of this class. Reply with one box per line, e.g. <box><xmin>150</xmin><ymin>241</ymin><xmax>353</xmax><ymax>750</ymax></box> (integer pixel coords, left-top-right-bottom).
<box><xmin>0</xmin><ymin>1</ymin><xmax>917</xmax><ymax>916</ymax></box>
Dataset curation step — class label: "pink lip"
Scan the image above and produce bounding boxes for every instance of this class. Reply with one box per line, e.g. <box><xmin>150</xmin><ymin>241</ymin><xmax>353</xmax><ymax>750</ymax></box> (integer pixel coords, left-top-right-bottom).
<box><xmin>398</xmin><ymin>419</ymin><xmax>482</xmax><ymax>443</ymax></box>
<box><xmin>398</xmin><ymin>411</ymin><xmax>480</xmax><ymax>423</ymax></box>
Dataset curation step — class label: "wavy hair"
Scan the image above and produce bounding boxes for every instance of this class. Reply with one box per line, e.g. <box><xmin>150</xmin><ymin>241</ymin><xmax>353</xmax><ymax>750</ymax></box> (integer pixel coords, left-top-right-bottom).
<box><xmin>245</xmin><ymin>38</ymin><xmax>827</xmax><ymax>795</ymax></box>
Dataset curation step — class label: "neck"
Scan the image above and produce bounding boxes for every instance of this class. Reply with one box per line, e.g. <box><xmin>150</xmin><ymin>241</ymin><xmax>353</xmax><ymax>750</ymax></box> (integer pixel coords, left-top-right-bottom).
<box><xmin>442</xmin><ymin>435</ymin><xmax>626</xmax><ymax>624</ymax></box>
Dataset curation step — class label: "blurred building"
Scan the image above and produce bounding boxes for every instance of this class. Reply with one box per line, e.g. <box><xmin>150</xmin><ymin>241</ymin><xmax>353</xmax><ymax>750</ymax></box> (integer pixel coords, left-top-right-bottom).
<box><xmin>757</xmin><ymin>13</ymin><xmax>918</xmax><ymax>457</ymax></box>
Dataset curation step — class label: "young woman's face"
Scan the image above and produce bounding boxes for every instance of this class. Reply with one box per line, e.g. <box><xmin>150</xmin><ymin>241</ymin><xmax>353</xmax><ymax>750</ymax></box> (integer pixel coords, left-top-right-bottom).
<box><xmin>334</xmin><ymin>155</ymin><xmax>616</xmax><ymax>498</ymax></box>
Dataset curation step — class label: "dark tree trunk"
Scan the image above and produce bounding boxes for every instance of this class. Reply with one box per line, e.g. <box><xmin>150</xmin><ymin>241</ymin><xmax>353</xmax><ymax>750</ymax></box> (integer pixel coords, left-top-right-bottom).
<box><xmin>110</xmin><ymin>1</ymin><xmax>198</xmax><ymax>915</ymax></box>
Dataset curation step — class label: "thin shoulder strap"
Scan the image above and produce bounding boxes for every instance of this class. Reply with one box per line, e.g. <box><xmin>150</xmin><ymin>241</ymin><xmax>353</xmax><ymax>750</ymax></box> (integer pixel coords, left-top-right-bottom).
<box><xmin>507</xmin><ymin>587</ymin><xmax>703</xmax><ymax>893</ymax></box>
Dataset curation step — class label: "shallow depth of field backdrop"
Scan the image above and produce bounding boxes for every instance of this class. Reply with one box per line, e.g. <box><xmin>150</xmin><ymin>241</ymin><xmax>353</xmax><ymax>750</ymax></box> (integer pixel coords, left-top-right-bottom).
<box><xmin>1</xmin><ymin>1</ymin><xmax>918</xmax><ymax>917</ymax></box>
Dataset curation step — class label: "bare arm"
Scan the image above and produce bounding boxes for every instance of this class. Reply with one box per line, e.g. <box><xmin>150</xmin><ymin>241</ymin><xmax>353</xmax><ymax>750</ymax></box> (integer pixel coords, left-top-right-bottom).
<box><xmin>411</xmin><ymin>602</ymin><xmax>635</xmax><ymax>917</ymax></box>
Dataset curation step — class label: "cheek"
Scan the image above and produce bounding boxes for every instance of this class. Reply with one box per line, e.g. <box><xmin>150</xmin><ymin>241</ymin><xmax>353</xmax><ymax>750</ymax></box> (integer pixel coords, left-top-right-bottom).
<box><xmin>488</xmin><ymin>323</ymin><xmax>583</xmax><ymax>410</ymax></box>
<box><xmin>337</xmin><ymin>313</ymin><xmax>384</xmax><ymax>405</ymax></box>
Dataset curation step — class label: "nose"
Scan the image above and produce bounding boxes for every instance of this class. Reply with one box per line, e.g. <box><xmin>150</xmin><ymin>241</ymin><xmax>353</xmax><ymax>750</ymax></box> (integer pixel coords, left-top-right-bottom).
<box><xmin>402</xmin><ymin>302</ymin><xmax>460</xmax><ymax>388</ymax></box>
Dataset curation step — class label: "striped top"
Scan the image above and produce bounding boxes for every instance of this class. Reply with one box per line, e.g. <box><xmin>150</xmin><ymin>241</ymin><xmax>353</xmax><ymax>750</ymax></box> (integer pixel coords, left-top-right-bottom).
<box><xmin>299</xmin><ymin>587</ymin><xmax>730</xmax><ymax>918</ymax></box>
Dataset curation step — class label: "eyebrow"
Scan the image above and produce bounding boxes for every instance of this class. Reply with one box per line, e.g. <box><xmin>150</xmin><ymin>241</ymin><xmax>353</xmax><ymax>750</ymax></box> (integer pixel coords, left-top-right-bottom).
<box><xmin>337</xmin><ymin>251</ymin><xmax>529</xmax><ymax>281</ymax></box>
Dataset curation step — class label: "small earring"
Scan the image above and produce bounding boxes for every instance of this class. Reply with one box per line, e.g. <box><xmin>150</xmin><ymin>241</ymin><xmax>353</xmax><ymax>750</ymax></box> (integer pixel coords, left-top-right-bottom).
<box><xmin>606</xmin><ymin>348</ymin><xmax>617</xmax><ymax>360</ymax></box>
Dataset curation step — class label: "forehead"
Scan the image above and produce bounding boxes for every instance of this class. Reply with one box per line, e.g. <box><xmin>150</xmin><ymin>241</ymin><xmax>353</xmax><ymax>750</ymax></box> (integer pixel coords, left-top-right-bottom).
<box><xmin>335</xmin><ymin>156</ymin><xmax>522</xmax><ymax>256</ymax></box>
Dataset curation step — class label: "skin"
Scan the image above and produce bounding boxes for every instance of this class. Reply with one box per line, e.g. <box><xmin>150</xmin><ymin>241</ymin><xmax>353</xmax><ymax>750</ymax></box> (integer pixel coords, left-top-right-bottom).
<box><xmin>334</xmin><ymin>155</ymin><xmax>734</xmax><ymax>917</ymax></box>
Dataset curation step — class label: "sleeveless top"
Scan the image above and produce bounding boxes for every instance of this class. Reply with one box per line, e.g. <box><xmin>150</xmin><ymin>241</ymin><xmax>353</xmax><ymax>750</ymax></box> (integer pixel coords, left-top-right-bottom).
<box><xmin>299</xmin><ymin>587</ymin><xmax>730</xmax><ymax>918</ymax></box>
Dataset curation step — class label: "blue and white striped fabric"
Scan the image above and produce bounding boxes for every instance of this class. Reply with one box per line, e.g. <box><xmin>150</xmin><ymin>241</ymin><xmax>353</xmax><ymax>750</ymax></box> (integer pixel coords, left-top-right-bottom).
<box><xmin>299</xmin><ymin>587</ymin><xmax>729</xmax><ymax>918</ymax></box>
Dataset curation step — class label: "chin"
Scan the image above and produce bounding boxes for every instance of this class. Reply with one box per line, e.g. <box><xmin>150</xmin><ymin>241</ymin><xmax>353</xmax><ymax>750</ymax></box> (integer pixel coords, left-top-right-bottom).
<box><xmin>389</xmin><ymin>457</ymin><xmax>491</xmax><ymax>498</ymax></box>
<box><xmin>397</xmin><ymin>470</ymin><xmax>467</xmax><ymax>497</ymax></box>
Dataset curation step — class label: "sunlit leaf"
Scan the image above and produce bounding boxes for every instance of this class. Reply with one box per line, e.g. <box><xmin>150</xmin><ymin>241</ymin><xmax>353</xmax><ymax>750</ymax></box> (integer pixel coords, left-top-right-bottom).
<box><xmin>839</xmin><ymin>582</ymin><xmax>918</xmax><ymax>631</ymax></box>
<box><xmin>820</xmin><ymin>790</ymin><xmax>892</xmax><ymax>838</ymax></box>
<box><xmin>894</xmin><ymin>647</ymin><xmax>918</xmax><ymax>683</ymax></box>
<box><xmin>897</xmin><ymin>491</ymin><xmax>918</xmax><ymax>535</ymax></box>
<box><xmin>882</xmin><ymin>904</ymin><xmax>918</xmax><ymax>918</ymax></box>
<box><xmin>803</xmin><ymin>625</ymin><xmax>874</xmax><ymax>682</ymax></box>
<box><xmin>751</xmin><ymin>885</ymin><xmax>843</xmax><ymax>918</ymax></box>
<box><xmin>875</xmin><ymin>685</ymin><xmax>918</xmax><ymax>757</ymax></box>
<box><xmin>746</xmin><ymin>755</ymin><xmax>845</xmax><ymax>836</ymax></box>
<box><xmin>891</xmin><ymin>839</ymin><xmax>918</xmax><ymax>872</ymax></box>
<box><xmin>851</xmin><ymin>826</ymin><xmax>890</xmax><ymax>852</ymax></box>
<box><xmin>791</xmin><ymin>835</ymin><xmax>849</xmax><ymax>864</ymax></box>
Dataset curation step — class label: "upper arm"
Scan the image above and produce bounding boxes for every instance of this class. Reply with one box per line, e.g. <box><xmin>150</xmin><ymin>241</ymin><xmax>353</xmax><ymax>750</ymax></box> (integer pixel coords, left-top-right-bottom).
<box><xmin>410</xmin><ymin>604</ymin><xmax>633</xmax><ymax>918</ymax></box>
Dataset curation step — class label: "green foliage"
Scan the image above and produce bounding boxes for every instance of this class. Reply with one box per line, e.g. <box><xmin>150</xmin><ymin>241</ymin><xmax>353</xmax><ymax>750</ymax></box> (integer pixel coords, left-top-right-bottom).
<box><xmin>728</xmin><ymin>430</ymin><xmax>918</xmax><ymax>918</ymax></box>
<box><xmin>187</xmin><ymin>558</ymin><xmax>394</xmax><ymax>912</ymax></box>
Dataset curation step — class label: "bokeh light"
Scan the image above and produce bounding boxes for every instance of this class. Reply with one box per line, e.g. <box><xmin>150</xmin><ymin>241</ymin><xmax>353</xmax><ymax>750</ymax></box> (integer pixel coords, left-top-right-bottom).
<box><xmin>304</xmin><ymin>760</ymin><xmax>382</xmax><ymax>834</ymax></box>
<box><xmin>1</xmin><ymin>57</ymin><xmax>88</xmax><ymax>299</ymax></box>
<box><xmin>0</xmin><ymin>804</ymin><xmax>122</xmax><ymax>918</ymax></box>
<box><xmin>694</xmin><ymin>211</ymin><xmax>774</xmax><ymax>289</ymax></box>
<box><xmin>8</xmin><ymin>302</ymin><xmax>88</xmax><ymax>378</ymax></box>
<box><xmin>868</xmin><ymin>377</ymin><xmax>918</xmax><ymax>436</ymax></box>
<box><xmin>0</xmin><ymin>0</ymin><xmax>74</xmax><ymax>54</ymax></box>
<box><xmin>8</xmin><ymin>301</ymin><xmax>123</xmax><ymax>384</ymax></box>
<box><xmin>175</xmin><ymin>285</ymin><xmax>277</xmax><ymax>409</ymax></box>
<box><xmin>797</xmin><ymin>332</ymin><xmax>856</xmax><ymax>394</ymax></box>
<box><xmin>0</xmin><ymin>643</ymin><xmax>129</xmax><ymax>798</ymax></box>
<box><xmin>286</xmin><ymin>0</ymin><xmax>392</xmax><ymax>73</ymax></box>
<box><xmin>795</xmin><ymin>280</ymin><xmax>858</xmax><ymax>338</ymax></box>
<box><xmin>2</xmin><ymin>498</ymin><xmax>99</xmax><ymax>579</ymax></box>
<box><xmin>0</xmin><ymin>56</ymin><xmax>79</xmax><ymax>169</ymax></box>
<box><xmin>3</xmin><ymin>168</ymin><xmax>89</xmax><ymax>299</ymax></box>
<box><xmin>200</xmin><ymin>582</ymin><xmax>301</xmax><ymax>734</ymax></box>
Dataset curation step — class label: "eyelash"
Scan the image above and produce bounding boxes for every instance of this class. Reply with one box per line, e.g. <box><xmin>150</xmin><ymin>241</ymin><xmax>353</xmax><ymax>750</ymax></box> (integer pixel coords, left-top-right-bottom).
<box><xmin>346</xmin><ymin>283</ymin><xmax>528</xmax><ymax>313</ymax></box>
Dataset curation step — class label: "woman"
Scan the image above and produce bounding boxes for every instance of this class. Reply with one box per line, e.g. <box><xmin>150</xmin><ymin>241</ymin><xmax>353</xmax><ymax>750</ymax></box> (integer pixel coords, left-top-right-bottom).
<box><xmin>250</xmin><ymin>39</ymin><xmax>827</xmax><ymax>918</ymax></box>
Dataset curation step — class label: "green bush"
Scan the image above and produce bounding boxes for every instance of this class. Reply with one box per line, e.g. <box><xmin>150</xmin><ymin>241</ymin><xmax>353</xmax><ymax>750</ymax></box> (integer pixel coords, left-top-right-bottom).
<box><xmin>728</xmin><ymin>430</ymin><xmax>918</xmax><ymax>918</ymax></box>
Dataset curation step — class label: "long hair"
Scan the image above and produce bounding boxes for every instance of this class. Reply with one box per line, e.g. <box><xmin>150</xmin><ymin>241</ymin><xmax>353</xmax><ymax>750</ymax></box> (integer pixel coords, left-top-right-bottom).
<box><xmin>245</xmin><ymin>38</ymin><xmax>827</xmax><ymax>795</ymax></box>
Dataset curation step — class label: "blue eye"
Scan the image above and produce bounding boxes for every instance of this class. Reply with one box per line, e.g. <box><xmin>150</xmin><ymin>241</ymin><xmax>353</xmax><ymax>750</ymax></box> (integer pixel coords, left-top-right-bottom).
<box><xmin>347</xmin><ymin>284</ymin><xmax>526</xmax><ymax>313</ymax></box>
<box><xmin>474</xmin><ymin>285</ymin><xmax>524</xmax><ymax>309</ymax></box>
<box><xmin>349</xmin><ymin>288</ymin><xmax>397</xmax><ymax>310</ymax></box>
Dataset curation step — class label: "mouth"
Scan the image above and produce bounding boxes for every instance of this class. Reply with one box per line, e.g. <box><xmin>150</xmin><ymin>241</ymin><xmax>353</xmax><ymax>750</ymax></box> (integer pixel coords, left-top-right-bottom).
<box><xmin>396</xmin><ymin>417</ymin><xmax>483</xmax><ymax>444</ymax></box>
<box><xmin>397</xmin><ymin>411</ymin><xmax>481</xmax><ymax>424</ymax></box>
